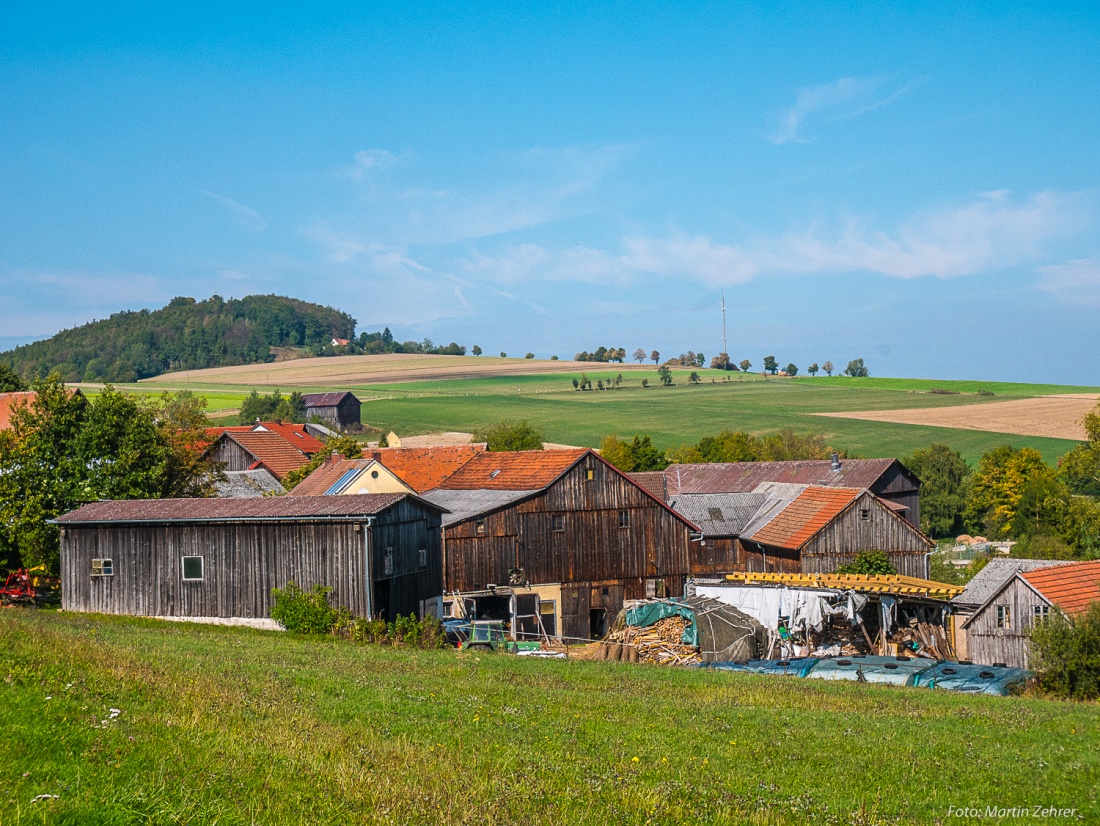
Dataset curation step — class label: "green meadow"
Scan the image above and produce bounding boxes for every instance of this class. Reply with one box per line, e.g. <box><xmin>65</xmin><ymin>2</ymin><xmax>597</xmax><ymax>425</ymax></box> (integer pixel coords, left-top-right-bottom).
<box><xmin>2</xmin><ymin>610</ymin><xmax>1097</xmax><ymax>825</ymax></box>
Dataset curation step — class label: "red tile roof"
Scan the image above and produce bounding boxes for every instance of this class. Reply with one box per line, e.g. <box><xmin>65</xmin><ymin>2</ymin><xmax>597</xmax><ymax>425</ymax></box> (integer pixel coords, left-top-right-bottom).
<box><xmin>371</xmin><ymin>445</ymin><xmax>487</xmax><ymax>493</ymax></box>
<box><xmin>209</xmin><ymin>422</ymin><xmax>326</xmax><ymax>455</ymax></box>
<box><xmin>288</xmin><ymin>458</ymin><xmax>410</xmax><ymax>497</ymax></box>
<box><xmin>749</xmin><ymin>487</ymin><xmax>863</xmax><ymax>550</ymax></box>
<box><xmin>56</xmin><ymin>493</ymin><xmax>428</xmax><ymax>523</ymax></box>
<box><xmin>0</xmin><ymin>391</ymin><xmax>35</xmax><ymax>430</ymax></box>
<box><xmin>438</xmin><ymin>449</ymin><xmax>588</xmax><ymax>491</ymax></box>
<box><xmin>220</xmin><ymin>431</ymin><xmax>312</xmax><ymax>480</ymax></box>
<box><xmin>1022</xmin><ymin>560</ymin><xmax>1100</xmax><ymax>616</ymax></box>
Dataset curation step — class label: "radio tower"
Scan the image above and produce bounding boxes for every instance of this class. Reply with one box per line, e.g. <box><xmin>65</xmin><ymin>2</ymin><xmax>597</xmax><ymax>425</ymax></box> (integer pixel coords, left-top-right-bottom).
<box><xmin>721</xmin><ymin>289</ymin><xmax>727</xmax><ymax>355</ymax></box>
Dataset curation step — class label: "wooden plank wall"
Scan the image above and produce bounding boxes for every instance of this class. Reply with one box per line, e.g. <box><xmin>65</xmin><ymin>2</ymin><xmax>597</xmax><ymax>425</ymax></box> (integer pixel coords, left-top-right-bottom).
<box><xmin>871</xmin><ymin>463</ymin><xmax>921</xmax><ymax>528</ymax></box>
<box><xmin>371</xmin><ymin>498</ymin><xmax>443</xmax><ymax>620</ymax></box>
<box><xmin>964</xmin><ymin>578</ymin><xmax>1045</xmax><ymax>668</ymax></box>
<box><xmin>210</xmin><ymin>438</ymin><xmax>258</xmax><ymax>472</ymax></box>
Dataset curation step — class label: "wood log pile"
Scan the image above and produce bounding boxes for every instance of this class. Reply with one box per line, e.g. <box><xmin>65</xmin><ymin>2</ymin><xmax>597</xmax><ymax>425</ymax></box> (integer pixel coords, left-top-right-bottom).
<box><xmin>584</xmin><ymin>616</ymin><xmax>700</xmax><ymax>666</ymax></box>
<box><xmin>892</xmin><ymin>618</ymin><xmax>955</xmax><ymax>661</ymax></box>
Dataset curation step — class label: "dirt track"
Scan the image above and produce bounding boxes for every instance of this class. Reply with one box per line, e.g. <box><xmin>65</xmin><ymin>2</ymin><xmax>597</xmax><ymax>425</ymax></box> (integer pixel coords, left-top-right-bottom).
<box><xmin>814</xmin><ymin>395</ymin><xmax>1099</xmax><ymax>441</ymax></box>
<box><xmin>141</xmin><ymin>354</ymin><xmax>653</xmax><ymax>387</ymax></box>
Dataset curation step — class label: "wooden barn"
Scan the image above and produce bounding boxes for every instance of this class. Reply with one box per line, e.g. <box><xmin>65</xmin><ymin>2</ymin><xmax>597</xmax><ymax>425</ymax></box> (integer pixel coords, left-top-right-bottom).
<box><xmin>961</xmin><ymin>559</ymin><xmax>1100</xmax><ymax>668</ymax></box>
<box><xmin>632</xmin><ymin>456</ymin><xmax>922</xmax><ymax>527</ymax></box>
<box><xmin>207</xmin><ymin>423</ymin><xmax>326</xmax><ymax>480</ymax></box>
<box><xmin>736</xmin><ymin>486</ymin><xmax>933</xmax><ymax>578</ymax></box>
<box><xmin>55</xmin><ymin>494</ymin><xmax>446</xmax><ymax>624</ymax></box>
<box><xmin>418</xmin><ymin>449</ymin><xmax>701</xmax><ymax>640</ymax></box>
<box><xmin>302</xmin><ymin>392</ymin><xmax>361</xmax><ymax>431</ymax></box>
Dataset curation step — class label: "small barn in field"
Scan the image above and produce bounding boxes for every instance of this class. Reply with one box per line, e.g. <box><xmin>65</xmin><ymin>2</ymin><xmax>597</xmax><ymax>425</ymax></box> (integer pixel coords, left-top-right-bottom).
<box><xmin>302</xmin><ymin>392</ymin><xmax>361</xmax><ymax>431</ymax></box>
<box><xmin>961</xmin><ymin>559</ymin><xmax>1100</xmax><ymax>668</ymax></box>
<box><xmin>55</xmin><ymin>494</ymin><xmax>446</xmax><ymax>624</ymax></box>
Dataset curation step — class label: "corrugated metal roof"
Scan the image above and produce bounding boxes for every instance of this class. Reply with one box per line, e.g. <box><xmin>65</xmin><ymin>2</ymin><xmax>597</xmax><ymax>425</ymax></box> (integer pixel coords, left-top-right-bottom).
<box><xmin>372</xmin><ymin>445</ymin><xmax>487</xmax><ymax>493</ymax></box>
<box><xmin>55</xmin><ymin>493</ymin><xmax>442</xmax><ymax>524</ymax></box>
<box><xmin>213</xmin><ymin>470</ymin><xmax>286</xmax><ymax>499</ymax></box>
<box><xmin>952</xmin><ymin>558</ymin><xmax>1074</xmax><ymax>607</ymax></box>
<box><xmin>421</xmin><ymin>489</ymin><xmax>540</xmax><ymax>526</ymax></box>
<box><xmin>220</xmin><ymin>431</ymin><xmax>312</xmax><ymax>480</ymax></box>
<box><xmin>723</xmin><ymin>571</ymin><xmax>964</xmax><ymax>600</ymax></box>
<box><xmin>660</xmin><ymin>458</ymin><xmax>905</xmax><ymax>496</ymax></box>
<box><xmin>302</xmin><ymin>392</ymin><xmax>357</xmax><ymax>408</ymax></box>
<box><xmin>1022</xmin><ymin>560</ymin><xmax>1100</xmax><ymax>615</ymax></box>
<box><xmin>668</xmin><ymin>493</ymin><xmax>770</xmax><ymax>537</ymax></box>
<box><xmin>746</xmin><ymin>487</ymin><xmax>863</xmax><ymax>549</ymax></box>
<box><xmin>439</xmin><ymin>449</ymin><xmax>587</xmax><ymax>491</ymax></box>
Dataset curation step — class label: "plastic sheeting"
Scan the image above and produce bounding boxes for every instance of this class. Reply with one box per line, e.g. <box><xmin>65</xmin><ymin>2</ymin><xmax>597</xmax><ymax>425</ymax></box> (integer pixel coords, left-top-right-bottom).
<box><xmin>694</xmin><ymin>585</ymin><xmax>841</xmax><ymax>632</ymax></box>
<box><xmin>912</xmin><ymin>662</ymin><xmax>1033</xmax><ymax>696</ymax></box>
<box><xmin>703</xmin><ymin>658</ymin><xmax>820</xmax><ymax>678</ymax></box>
<box><xmin>805</xmin><ymin>656</ymin><xmax>938</xmax><ymax>686</ymax></box>
<box><xmin>624</xmin><ymin>599</ymin><xmax>698</xmax><ymax>646</ymax></box>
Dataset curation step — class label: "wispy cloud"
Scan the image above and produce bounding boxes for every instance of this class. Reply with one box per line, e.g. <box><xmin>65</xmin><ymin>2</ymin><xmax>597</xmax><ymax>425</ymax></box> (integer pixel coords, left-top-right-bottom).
<box><xmin>770</xmin><ymin>76</ymin><xmax>915</xmax><ymax>144</ymax></box>
<box><xmin>203</xmin><ymin>191</ymin><xmax>267</xmax><ymax>231</ymax></box>
<box><xmin>340</xmin><ymin>149</ymin><xmax>402</xmax><ymax>180</ymax></box>
<box><xmin>462</xmin><ymin>190</ymin><xmax>1091</xmax><ymax>287</ymax></box>
<box><xmin>1037</xmin><ymin>258</ymin><xmax>1100</xmax><ymax>306</ymax></box>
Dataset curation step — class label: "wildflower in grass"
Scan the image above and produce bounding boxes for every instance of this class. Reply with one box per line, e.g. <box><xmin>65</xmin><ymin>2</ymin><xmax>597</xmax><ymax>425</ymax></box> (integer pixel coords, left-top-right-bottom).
<box><xmin>631</xmin><ymin>757</ymin><xmax>639</xmax><ymax>763</ymax></box>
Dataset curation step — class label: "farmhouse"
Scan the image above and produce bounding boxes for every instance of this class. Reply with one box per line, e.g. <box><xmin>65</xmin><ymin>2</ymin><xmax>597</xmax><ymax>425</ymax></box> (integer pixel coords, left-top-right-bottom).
<box><xmin>301</xmin><ymin>391</ymin><xmax>361</xmax><ymax>431</ymax></box>
<box><xmin>632</xmin><ymin>456</ymin><xmax>921</xmax><ymax>527</ymax></box>
<box><xmin>950</xmin><ymin>558</ymin><xmax>1072</xmax><ymax>660</ymax></box>
<box><xmin>288</xmin><ymin>455</ymin><xmax>415</xmax><ymax>496</ymax></box>
<box><xmin>55</xmin><ymin>494</ymin><xmax>446</xmax><ymax>623</ymax></box>
<box><xmin>961</xmin><ymin>559</ymin><xmax>1100</xmax><ymax>668</ymax></box>
<box><xmin>416</xmin><ymin>449</ymin><xmax>701</xmax><ymax>640</ymax></box>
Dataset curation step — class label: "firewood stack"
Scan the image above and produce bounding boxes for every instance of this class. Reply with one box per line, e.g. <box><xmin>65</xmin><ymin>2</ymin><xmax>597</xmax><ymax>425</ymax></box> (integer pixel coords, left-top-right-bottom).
<box><xmin>892</xmin><ymin>618</ymin><xmax>955</xmax><ymax>661</ymax></box>
<box><xmin>599</xmin><ymin>616</ymin><xmax>700</xmax><ymax>666</ymax></box>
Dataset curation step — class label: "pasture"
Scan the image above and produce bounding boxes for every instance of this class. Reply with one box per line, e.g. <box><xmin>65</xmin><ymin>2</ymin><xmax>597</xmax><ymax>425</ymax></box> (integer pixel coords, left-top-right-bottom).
<box><xmin>2</xmin><ymin>610</ymin><xmax>1097</xmax><ymax>825</ymax></box>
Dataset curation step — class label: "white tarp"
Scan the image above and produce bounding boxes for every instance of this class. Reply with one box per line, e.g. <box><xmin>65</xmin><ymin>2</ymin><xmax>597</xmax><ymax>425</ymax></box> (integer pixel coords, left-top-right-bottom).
<box><xmin>694</xmin><ymin>585</ymin><xmax>841</xmax><ymax>632</ymax></box>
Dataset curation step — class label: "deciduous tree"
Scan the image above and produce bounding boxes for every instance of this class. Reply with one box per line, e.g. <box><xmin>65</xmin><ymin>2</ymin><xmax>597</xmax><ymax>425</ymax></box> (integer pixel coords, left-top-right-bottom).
<box><xmin>844</xmin><ymin>358</ymin><xmax>869</xmax><ymax>377</ymax></box>
<box><xmin>739</xmin><ymin>359</ymin><xmax>751</xmax><ymax>373</ymax></box>
<box><xmin>656</xmin><ymin>365</ymin><xmax>673</xmax><ymax>386</ymax></box>
<box><xmin>904</xmin><ymin>444</ymin><xmax>970</xmax><ymax>537</ymax></box>
<box><xmin>282</xmin><ymin>435</ymin><xmax>365</xmax><ymax>490</ymax></box>
<box><xmin>471</xmin><ymin>345</ymin><xmax>482</xmax><ymax>356</ymax></box>
<box><xmin>964</xmin><ymin>445</ymin><xmax>1052</xmax><ymax>538</ymax></box>
<box><xmin>762</xmin><ymin>356</ymin><xmax>778</xmax><ymax>375</ymax></box>
<box><xmin>650</xmin><ymin>350</ymin><xmax>660</xmax><ymax>365</ymax></box>
<box><xmin>472</xmin><ymin>420</ymin><xmax>544</xmax><ymax>452</ymax></box>
<box><xmin>822</xmin><ymin>361</ymin><xmax>834</xmax><ymax>376</ymax></box>
<box><xmin>600</xmin><ymin>434</ymin><xmax>668</xmax><ymax>472</ymax></box>
<box><xmin>633</xmin><ymin>348</ymin><xmax>647</xmax><ymax>363</ymax></box>
<box><xmin>785</xmin><ymin>363</ymin><xmax>798</xmax><ymax>376</ymax></box>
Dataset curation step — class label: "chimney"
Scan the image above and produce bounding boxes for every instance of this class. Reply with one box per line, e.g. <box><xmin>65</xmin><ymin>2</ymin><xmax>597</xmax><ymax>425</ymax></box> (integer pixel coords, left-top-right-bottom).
<box><xmin>372</xmin><ymin>451</ymin><xmax>382</xmax><ymax>462</ymax></box>
<box><xmin>328</xmin><ymin>452</ymin><xmax>344</xmax><ymax>467</ymax></box>
<box><xmin>830</xmin><ymin>452</ymin><xmax>841</xmax><ymax>472</ymax></box>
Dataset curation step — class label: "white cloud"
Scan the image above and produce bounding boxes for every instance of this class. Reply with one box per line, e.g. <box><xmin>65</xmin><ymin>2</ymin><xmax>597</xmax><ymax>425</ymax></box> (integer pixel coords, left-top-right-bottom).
<box><xmin>461</xmin><ymin>191</ymin><xmax>1090</xmax><ymax>287</ymax></box>
<box><xmin>340</xmin><ymin>149</ymin><xmax>401</xmax><ymax>180</ymax></box>
<box><xmin>202</xmin><ymin>191</ymin><xmax>267</xmax><ymax>231</ymax></box>
<box><xmin>1037</xmin><ymin>258</ymin><xmax>1100</xmax><ymax>306</ymax></box>
<box><xmin>771</xmin><ymin>76</ymin><xmax>914</xmax><ymax>144</ymax></box>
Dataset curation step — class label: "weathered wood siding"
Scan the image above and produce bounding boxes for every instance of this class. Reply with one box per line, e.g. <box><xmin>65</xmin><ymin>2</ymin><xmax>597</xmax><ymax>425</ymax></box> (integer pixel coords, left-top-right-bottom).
<box><xmin>799</xmin><ymin>492</ymin><xmax>931</xmax><ymax>578</ymax></box>
<box><xmin>964</xmin><ymin>577</ymin><xmax>1048</xmax><ymax>668</ymax></box>
<box><xmin>210</xmin><ymin>437</ymin><xmax>260</xmax><ymax>472</ymax></box>
<box><xmin>309</xmin><ymin>396</ymin><xmax>361</xmax><ymax>430</ymax></box>
<box><xmin>442</xmin><ymin>454</ymin><xmax>694</xmax><ymax>639</ymax></box>
<box><xmin>736</xmin><ymin>541</ymin><xmax>802</xmax><ymax>573</ymax></box>
<box><xmin>870</xmin><ymin>463</ymin><xmax>921</xmax><ymax>528</ymax></box>
<box><xmin>60</xmin><ymin>501</ymin><xmax>443</xmax><ymax>622</ymax></box>
<box><xmin>691</xmin><ymin>537</ymin><xmax>741</xmax><ymax>576</ymax></box>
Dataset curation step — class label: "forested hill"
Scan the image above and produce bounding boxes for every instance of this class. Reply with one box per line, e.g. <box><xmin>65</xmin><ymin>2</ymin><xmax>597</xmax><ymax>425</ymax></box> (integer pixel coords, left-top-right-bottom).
<box><xmin>0</xmin><ymin>295</ymin><xmax>356</xmax><ymax>383</ymax></box>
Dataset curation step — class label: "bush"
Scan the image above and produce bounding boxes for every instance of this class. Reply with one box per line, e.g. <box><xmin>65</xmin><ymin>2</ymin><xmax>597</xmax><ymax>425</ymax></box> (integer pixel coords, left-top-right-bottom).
<box><xmin>270</xmin><ymin>581</ymin><xmax>342</xmax><ymax>634</ymax></box>
<box><xmin>836</xmin><ymin>550</ymin><xmax>897</xmax><ymax>576</ymax></box>
<box><xmin>335</xmin><ymin>613</ymin><xmax>447</xmax><ymax>649</ymax></box>
<box><xmin>1030</xmin><ymin>603</ymin><xmax>1100</xmax><ymax>700</ymax></box>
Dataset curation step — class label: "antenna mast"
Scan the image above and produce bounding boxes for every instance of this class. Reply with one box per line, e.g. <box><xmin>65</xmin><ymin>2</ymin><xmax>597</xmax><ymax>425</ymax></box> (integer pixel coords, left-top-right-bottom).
<box><xmin>721</xmin><ymin>289</ymin><xmax>727</xmax><ymax>355</ymax></box>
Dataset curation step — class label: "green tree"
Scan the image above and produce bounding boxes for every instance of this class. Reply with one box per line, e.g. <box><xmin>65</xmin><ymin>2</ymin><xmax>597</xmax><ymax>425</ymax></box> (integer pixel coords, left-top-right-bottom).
<box><xmin>656</xmin><ymin>365</ymin><xmax>673</xmax><ymax>386</ymax></box>
<box><xmin>471</xmin><ymin>345</ymin><xmax>482</xmax><ymax>356</ymax></box>
<box><xmin>1030</xmin><ymin>603</ymin><xmax>1100</xmax><ymax>700</ymax></box>
<box><xmin>739</xmin><ymin>359</ymin><xmax>751</xmax><ymax>373</ymax></box>
<box><xmin>282</xmin><ymin>435</ymin><xmax>364</xmax><ymax>490</ymax></box>
<box><xmin>844</xmin><ymin>358</ymin><xmax>869</xmax><ymax>377</ymax></box>
<box><xmin>807</xmin><ymin>363</ymin><xmax>819</xmax><ymax>377</ymax></box>
<box><xmin>693</xmin><ymin>430</ymin><xmax>758</xmax><ymax>463</ymax></box>
<box><xmin>472</xmin><ymin>420</ymin><xmax>544</xmax><ymax>452</ymax></box>
<box><xmin>762</xmin><ymin>356</ymin><xmax>778</xmax><ymax>375</ymax></box>
<box><xmin>785</xmin><ymin>363</ymin><xmax>798</xmax><ymax>376</ymax></box>
<box><xmin>904</xmin><ymin>444</ymin><xmax>971</xmax><ymax>538</ymax></box>
<box><xmin>1058</xmin><ymin>402</ymin><xmax>1100</xmax><ymax>495</ymax></box>
<box><xmin>500</xmin><ymin>351</ymin><xmax>507</xmax><ymax>358</ymax></box>
<box><xmin>524</xmin><ymin>352</ymin><xmax>535</xmax><ymax>359</ymax></box>
<box><xmin>0</xmin><ymin>363</ymin><xmax>26</xmax><ymax>392</ymax></box>
<box><xmin>964</xmin><ymin>445</ymin><xmax>1052</xmax><ymax>538</ymax></box>
<box><xmin>600</xmin><ymin>434</ymin><xmax>669</xmax><ymax>472</ymax></box>
<box><xmin>836</xmin><ymin>550</ymin><xmax>897</xmax><ymax>576</ymax></box>
<box><xmin>688</xmin><ymin>371</ymin><xmax>701</xmax><ymax>384</ymax></box>
<box><xmin>650</xmin><ymin>350</ymin><xmax>660</xmax><ymax>365</ymax></box>
<box><xmin>710</xmin><ymin>352</ymin><xmax>731</xmax><ymax>370</ymax></box>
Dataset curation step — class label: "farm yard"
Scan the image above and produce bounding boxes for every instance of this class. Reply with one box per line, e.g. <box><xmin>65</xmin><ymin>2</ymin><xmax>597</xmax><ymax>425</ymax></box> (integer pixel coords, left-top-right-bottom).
<box><xmin>118</xmin><ymin>357</ymin><xmax>1100</xmax><ymax>465</ymax></box>
<box><xmin>2</xmin><ymin>610</ymin><xmax>1098</xmax><ymax>825</ymax></box>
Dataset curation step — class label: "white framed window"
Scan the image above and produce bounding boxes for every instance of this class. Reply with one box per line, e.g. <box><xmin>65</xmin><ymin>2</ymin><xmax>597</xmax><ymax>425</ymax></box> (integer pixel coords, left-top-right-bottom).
<box><xmin>418</xmin><ymin>548</ymin><xmax>428</xmax><ymax>568</ymax></box>
<box><xmin>551</xmin><ymin>515</ymin><xmax>564</xmax><ymax>532</ymax></box>
<box><xmin>1033</xmin><ymin>605</ymin><xmax>1051</xmax><ymax>622</ymax></box>
<box><xmin>996</xmin><ymin>605</ymin><xmax>1012</xmax><ymax>629</ymax></box>
<box><xmin>384</xmin><ymin>548</ymin><xmax>394</xmax><ymax>576</ymax></box>
<box><xmin>181</xmin><ymin>556</ymin><xmax>204</xmax><ymax>581</ymax></box>
<box><xmin>91</xmin><ymin>558</ymin><xmax>113</xmax><ymax>577</ymax></box>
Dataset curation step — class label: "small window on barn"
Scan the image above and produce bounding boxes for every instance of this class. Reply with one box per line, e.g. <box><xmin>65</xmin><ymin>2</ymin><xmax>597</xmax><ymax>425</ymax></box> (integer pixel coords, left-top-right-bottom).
<box><xmin>618</xmin><ymin>510</ymin><xmax>630</xmax><ymax>529</ymax></box>
<box><xmin>551</xmin><ymin>515</ymin><xmax>564</xmax><ymax>532</ymax></box>
<box><xmin>1033</xmin><ymin>605</ymin><xmax>1051</xmax><ymax>623</ymax></box>
<box><xmin>91</xmin><ymin>558</ymin><xmax>113</xmax><ymax>577</ymax></box>
<box><xmin>181</xmin><ymin>556</ymin><xmax>204</xmax><ymax>581</ymax></box>
<box><xmin>860</xmin><ymin>508</ymin><xmax>871</xmax><ymax>521</ymax></box>
<box><xmin>586</xmin><ymin>469</ymin><xmax>595</xmax><ymax>481</ymax></box>
<box><xmin>384</xmin><ymin>548</ymin><xmax>394</xmax><ymax>576</ymax></box>
<box><xmin>476</xmin><ymin>519</ymin><xmax>486</xmax><ymax>535</ymax></box>
<box><xmin>418</xmin><ymin>548</ymin><xmax>428</xmax><ymax>568</ymax></box>
<box><xmin>996</xmin><ymin>605</ymin><xmax>1012</xmax><ymax>629</ymax></box>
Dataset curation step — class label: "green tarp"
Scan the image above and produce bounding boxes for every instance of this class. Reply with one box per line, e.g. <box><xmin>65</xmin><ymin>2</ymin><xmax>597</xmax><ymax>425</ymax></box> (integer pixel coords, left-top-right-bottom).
<box><xmin>624</xmin><ymin>599</ymin><xmax>698</xmax><ymax>646</ymax></box>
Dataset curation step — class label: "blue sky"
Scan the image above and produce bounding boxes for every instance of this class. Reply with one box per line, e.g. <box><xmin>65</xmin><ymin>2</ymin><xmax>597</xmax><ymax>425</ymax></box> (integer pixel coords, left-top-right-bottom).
<box><xmin>2</xmin><ymin>2</ymin><xmax>1098</xmax><ymax>382</ymax></box>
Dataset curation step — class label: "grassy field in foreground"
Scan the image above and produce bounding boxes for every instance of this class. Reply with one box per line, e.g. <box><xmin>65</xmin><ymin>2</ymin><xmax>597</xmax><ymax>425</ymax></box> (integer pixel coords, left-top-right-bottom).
<box><xmin>2</xmin><ymin>612</ymin><xmax>1098</xmax><ymax>825</ymax></box>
